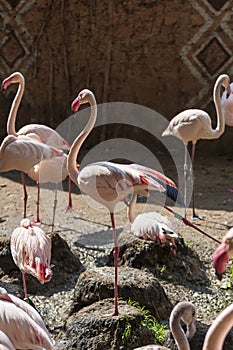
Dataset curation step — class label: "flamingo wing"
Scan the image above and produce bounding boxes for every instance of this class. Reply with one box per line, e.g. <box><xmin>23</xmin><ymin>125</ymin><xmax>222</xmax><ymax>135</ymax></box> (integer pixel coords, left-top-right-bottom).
<box><xmin>128</xmin><ymin>163</ymin><xmax>179</xmax><ymax>202</ymax></box>
<box><xmin>0</xmin><ymin>330</ymin><xmax>15</xmax><ymax>350</ymax></box>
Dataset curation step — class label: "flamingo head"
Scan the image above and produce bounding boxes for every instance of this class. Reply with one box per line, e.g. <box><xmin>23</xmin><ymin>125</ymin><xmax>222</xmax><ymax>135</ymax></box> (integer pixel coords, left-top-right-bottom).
<box><xmin>2</xmin><ymin>72</ymin><xmax>24</xmax><ymax>90</ymax></box>
<box><xmin>221</xmin><ymin>74</ymin><xmax>231</xmax><ymax>99</ymax></box>
<box><xmin>213</xmin><ymin>228</ymin><xmax>233</xmax><ymax>280</ymax></box>
<box><xmin>20</xmin><ymin>218</ymin><xmax>32</xmax><ymax>229</ymax></box>
<box><xmin>71</xmin><ymin>89</ymin><xmax>94</xmax><ymax>112</ymax></box>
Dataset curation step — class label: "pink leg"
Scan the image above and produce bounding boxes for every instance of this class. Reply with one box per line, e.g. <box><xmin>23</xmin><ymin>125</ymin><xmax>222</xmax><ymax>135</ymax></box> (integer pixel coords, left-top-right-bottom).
<box><xmin>110</xmin><ymin>212</ymin><xmax>119</xmax><ymax>316</ymax></box>
<box><xmin>21</xmin><ymin>172</ymin><xmax>28</xmax><ymax>218</ymax></box>
<box><xmin>22</xmin><ymin>273</ymin><xmax>28</xmax><ymax>298</ymax></box>
<box><xmin>66</xmin><ymin>176</ymin><xmax>72</xmax><ymax>211</ymax></box>
<box><xmin>51</xmin><ymin>184</ymin><xmax>58</xmax><ymax>232</ymax></box>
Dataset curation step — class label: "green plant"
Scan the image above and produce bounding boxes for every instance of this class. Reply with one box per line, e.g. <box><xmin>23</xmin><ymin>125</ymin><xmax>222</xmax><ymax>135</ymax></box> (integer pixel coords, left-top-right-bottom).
<box><xmin>121</xmin><ymin>318</ymin><xmax>132</xmax><ymax>344</ymax></box>
<box><xmin>127</xmin><ymin>299</ymin><xmax>168</xmax><ymax>344</ymax></box>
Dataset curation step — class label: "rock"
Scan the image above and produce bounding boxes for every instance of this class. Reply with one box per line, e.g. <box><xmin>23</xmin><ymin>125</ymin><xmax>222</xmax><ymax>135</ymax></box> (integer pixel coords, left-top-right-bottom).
<box><xmin>109</xmin><ymin>231</ymin><xmax>205</xmax><ymax>281</ymax></box>
<box><xmin>71</xmin><ymin>266</ymin><xmax>172</xmax><ymax>321</ymax></box>
<box><xmin>59</xmin><ymin>299</ymin><xmax>156</xmax><ymax>350</ymax></box>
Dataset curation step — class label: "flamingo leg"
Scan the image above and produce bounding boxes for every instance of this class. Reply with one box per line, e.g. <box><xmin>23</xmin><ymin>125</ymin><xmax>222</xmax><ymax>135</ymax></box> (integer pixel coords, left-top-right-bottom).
<box><xmin>184</xmin><ymin>145</ymin><xmax>188</xmax><ymax>218</ymax></box>
<box><xmin>110</xmin><ymin>212</ymin><xmax>119</xmax><ymax>316</ymax></box>
<box><xmin>21</xmin><ymin>172</ymin><xmax>28</xmax><ymax>218</ymax></box>
<box><xmin>51</xmin><ymin>184</ymin><xmax>58</xmax><ymax>232</ymax></box>
<box><xmin>191</xmin><ymin>143</ymin><xmax>203</xmax><ymax>220</ymax></box>
<box><xmin>66</xmin><ymin>176</ymin><xmax>72</xmax><ymax>212</ymax></box>
<box><xmin>36</xmin><ymin>182</ymin><xmax>41</xmax><ymax>223</ymax></box>
<box><xmin>22</xmin><ymin>273</ymin><xmax>28</xmax><ymax>299</ymax></box>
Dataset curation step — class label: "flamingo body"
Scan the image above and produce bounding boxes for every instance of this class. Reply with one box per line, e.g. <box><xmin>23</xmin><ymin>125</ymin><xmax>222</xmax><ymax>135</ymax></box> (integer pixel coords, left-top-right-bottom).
<box><xmin>28</xmin><ymin>153</ymin><xmax>68</xmax><ymax>184</ymax></box>
<box><xmin>0</xmin><ymin>135</ymin><xmax>62</xmax><ymax>173</ymax></box>
<box><xmin>11</xmin><ymin>219</ymin><xmax>52</xmax><ymax>289</ymax></box>
<box><xmin>0</xmin><ymin>288</ymin><xmax>54</xmax><ymax>349</ymax></box>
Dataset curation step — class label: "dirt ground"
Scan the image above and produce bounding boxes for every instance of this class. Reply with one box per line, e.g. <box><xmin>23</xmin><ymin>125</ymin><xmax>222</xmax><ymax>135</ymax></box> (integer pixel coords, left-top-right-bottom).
<box><xmin>0</xmin><ymin>153</ymin><xmax>233</xmax><ymax>336</ymax></box>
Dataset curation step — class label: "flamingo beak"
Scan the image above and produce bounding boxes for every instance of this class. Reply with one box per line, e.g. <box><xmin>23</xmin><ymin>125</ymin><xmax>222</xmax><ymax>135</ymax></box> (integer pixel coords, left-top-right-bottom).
<box><xmin>226</xmin><ymin>85</ymin><xmax>231</xmax><ymax>99</ymax></box>
<box><xmin>213</xmin><ymin>242</ymin><xmax>229</xmax><ymax>280</ymax></box>
<box><xmin>71</xmin><ymin>97</ymin><xmax>81</xmax><ymax>112</ymax></box>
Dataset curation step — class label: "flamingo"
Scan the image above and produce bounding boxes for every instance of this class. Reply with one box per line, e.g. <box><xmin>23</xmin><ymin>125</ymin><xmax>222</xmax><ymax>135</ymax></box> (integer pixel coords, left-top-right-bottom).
<box><xmin>0</xmin><ymin>331</ymin><xmax>14</xmax><ymax>350</ymax></box>
<box><xmin>10</xmin><ymin>218</ymin><xmax>52</xmax><ymax>298</ymax></box>
<box><xmin>133</xmin><ymin>301</ymin><xmax>196</xmax><ymax>350</ymax></box>
<box><xmin>128</xmin><ymin>193</ymin><xmax>178</xmax><ymax>250</ymax></box>
<box><xmin>28</xmin><ymin>153</ymin><xmax>72</xmax><ymax>229</ymax></box>
<box><xmin>221</xmin><ymin>82</ymin><xmax>233</xmax><ymax>126</ymax></box>
<box><xmin>67</xmin><ymin>89</ymin><xmax>179</xmax><ymax>316</ymax></box>
<box><xmin>2</xmin><ymin>71</ymin><xmax>71</xmax><ymax>218</ymax></box>
<box><xmin>0</xmin><ymin>287</ymin><xmax>54</xmax><ymax>349</ymax></box>
<box><xmin>162</xmin><ymin>74</ymin><xmax>231</xmax><ymax>219</ymax></box>
<box><xmin>212</xmin><ymin>227</ymin><xmax>233</xmax><ymax>280</ymax></box>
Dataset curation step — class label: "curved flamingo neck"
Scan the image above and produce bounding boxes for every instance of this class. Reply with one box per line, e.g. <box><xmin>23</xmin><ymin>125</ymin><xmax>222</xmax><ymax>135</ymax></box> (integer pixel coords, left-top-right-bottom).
<box><xmin>128</xmin><ymin>194</ymin><xmax>137</xmax><ymax>223</ymax></box>
<box><xmin>209</xmin><ymin>75</ymin><xmax>226</xmax><ymax>139</ymax></box>
<box><xmin>67</xmin><ymin>93</ymin><xmax>97</xmax><ymax>186</ymax></box>
<box><xmin>170</xmin><ymin>307</ymin><xmax>193</xmax><ymax>350</ymax></box>
<box><xmin>7</xmin><ymin>74</ymin><xmax>25</xmax><ymax>136</ymax></box>
<box><xmin>203</xmin><ymin>303</ymin><xmax>233</xmax><ymax>350</ymax></box>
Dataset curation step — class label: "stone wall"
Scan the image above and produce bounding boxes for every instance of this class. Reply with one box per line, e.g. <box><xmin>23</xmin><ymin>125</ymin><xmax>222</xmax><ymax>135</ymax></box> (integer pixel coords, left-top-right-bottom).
<box><xmin>0</xmin><ymin>0</ymin><xmax>233</xmax><ymax>155</ymax></box>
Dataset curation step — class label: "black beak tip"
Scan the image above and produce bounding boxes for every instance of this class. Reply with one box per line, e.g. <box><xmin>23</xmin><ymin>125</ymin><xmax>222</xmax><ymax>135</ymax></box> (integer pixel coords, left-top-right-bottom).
<box><xmin>215</xmin><ymin>272</ymin><xmax>223</xmax><ymax>281</ymax></box>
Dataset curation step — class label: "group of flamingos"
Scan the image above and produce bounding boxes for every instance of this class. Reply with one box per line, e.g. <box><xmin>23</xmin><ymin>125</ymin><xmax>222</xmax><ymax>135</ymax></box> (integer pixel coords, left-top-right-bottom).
<box><xmin>0</xmin><ymin>71</ymin><xmax>233</xmax><ymax>349</ymax></box>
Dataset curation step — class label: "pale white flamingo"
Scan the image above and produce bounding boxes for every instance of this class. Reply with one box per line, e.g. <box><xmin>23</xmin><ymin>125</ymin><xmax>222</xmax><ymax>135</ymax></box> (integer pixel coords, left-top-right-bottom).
<box><xmin>28</xmin><ymin>153</ymin><xmax>72</xmax><ymax>230</ymax></box>
<box><xmin>213</xmin><ymin>227</ymin><xmax>233</xmax><ymax>280</ymax></box>
<box><xmin>67</xmin><ymin>89</ymin><xmax>179</xmax><ymax>316</ymax></box>
<box><xmin>10</xmin><ymin>218</ymin><xmax>52</xmax><ymax>298</ymax></box>
<box><xmin>221</xmin><ymin>82</ymin><xmax>233</xmax><ymax>126</ymax></box>
<box><xmin>0</xmin><ymin>330</ymin><xmax>14</xmax><ymax>350</ymax></box>
<box><xmin>128</xmin><ymin>193</ymin><xmax>178</xmax><ymax>250</ymax></box>
<box><xmin>2</xmin><ymin>71</ymin><xmax>71</xmax><ymax>218</ymax></box>
<box><xmin>133</xmin><ymin>301</ymin><xmax>196</xmax><ymax>350</ymax></box>
<box><xmin>162</xmin><ymin>74</ymin><xmax>231</xmax><ymax>219</ymax></box>
<box><xmin>0</xmin><ymin>287</ymin><xmax>54</xmax><ymax>349</ymax></box>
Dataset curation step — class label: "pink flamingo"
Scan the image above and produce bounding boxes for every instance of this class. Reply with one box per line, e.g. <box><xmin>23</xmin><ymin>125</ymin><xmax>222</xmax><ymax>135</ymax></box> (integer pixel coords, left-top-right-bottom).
<box><xmin>67</xmin><ymin>89</ymin><xmax>179</xmax><ymax>316</ymax></box>
<box><xmin>128</xmin><ymin>193</ymin><xmax>178</xmax><ymax>250</ymax></box>
<box><xmin>28</xmin><ymin>153</ymin><xmax>72</xmax><ymax>229</ymax></box>
<box><xmin>10</xmin><ymin>218</ymin><xmax>52</xmax><ymax>298</ymax></box>
<box><xmin>2</xmin><ymin>71</ymin><xmax>71</xmax><ymax>218</ymax></box>
<box><xmin>162</xmin><ymin>74</ymin><xmax>231</xmax><ymax>219</ymax></box>
<box><xmin>213</xmin><ymin>227</ymin><xmax>233</xmax><ymax>280</ymax></box>
<box><xmin>221</xmin><ymin>82</ymin><xmax>233</xmax><ymax>126</ymax></box>
<box><xmin>0</xmin><ymin>287</ymin><xmax>54</xmax><ymax>349</ymax></box>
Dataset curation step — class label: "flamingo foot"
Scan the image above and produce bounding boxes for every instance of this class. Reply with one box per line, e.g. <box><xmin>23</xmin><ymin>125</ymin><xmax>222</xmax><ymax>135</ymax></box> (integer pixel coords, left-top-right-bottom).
<box><xmin>192</xmin><ymin>213</ymin><xmax>204</xmax><ymax>221</ymax></box>
<box><xmin>31</xmin><ymin>219</ymin><xmax>41</xmax><ymax>226</ymax></box>
<box><xmin>66</xmin><ymin>204</ymin><xmax>72</xmax><ymax>212</ymax></box>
